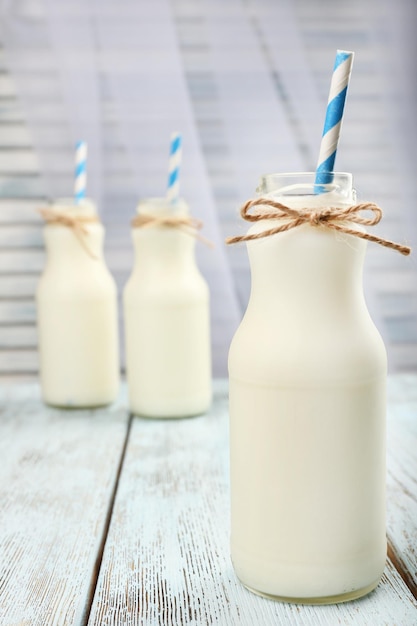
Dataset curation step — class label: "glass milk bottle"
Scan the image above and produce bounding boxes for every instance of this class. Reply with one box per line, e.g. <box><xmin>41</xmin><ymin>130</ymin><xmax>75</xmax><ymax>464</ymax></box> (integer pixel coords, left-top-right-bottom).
<box><xmin>228</xmin><ymin>173</ymin><xmax>387</xmax><ymax>604</ymax></box>
<box><xmin>123</xmin><ymin>198</ymin><xmax>212</xmax><ymax>417</ymax></box>
<box><xmin>36</xmin><ymin>199</ymin><xmax>119</xmax><ymax>407</ymax></box>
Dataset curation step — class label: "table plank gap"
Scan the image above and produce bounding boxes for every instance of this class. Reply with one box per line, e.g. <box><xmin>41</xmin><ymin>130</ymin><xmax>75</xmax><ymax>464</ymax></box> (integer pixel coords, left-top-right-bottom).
<box><xmin>387</xmin><ymin>541</ymin><xmax>417</xmax><ymax>601</ymax></box>
<box><xmin>83</xmin><ymin>413</ymin><xmax>133</xmax><ymax>626</ymax></box>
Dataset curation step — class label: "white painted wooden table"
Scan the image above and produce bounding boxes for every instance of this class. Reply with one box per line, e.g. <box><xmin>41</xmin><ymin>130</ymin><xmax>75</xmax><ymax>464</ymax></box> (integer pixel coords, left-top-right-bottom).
<box><xmin>0</xmin><ymin>377</ymin><xmax>416</xmax><ymax>625</ymax></box>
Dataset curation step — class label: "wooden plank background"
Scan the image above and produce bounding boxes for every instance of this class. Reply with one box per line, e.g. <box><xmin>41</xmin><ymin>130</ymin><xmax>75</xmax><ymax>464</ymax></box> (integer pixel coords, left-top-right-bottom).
<box><xmin>0</xmin><ymin>0</ymin><xmax>416</xmax><ymax>378</ymax></box>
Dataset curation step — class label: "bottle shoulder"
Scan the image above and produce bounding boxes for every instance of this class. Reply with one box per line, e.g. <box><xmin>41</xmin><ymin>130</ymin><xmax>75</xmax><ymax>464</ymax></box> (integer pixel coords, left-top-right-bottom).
<box><xmin>124</xmin><ymin>270</ymin><xmax>209</xmax><ymax>304</ymax></box>
<box><xmin>229</xmin><ymin>310</ymin><xmax>387</xmax><ymax>386</ymax></box>
<box><xmin>37</xmin><ymin>260</ymin><xmax>117</xmax><ymax>297</ymax></box>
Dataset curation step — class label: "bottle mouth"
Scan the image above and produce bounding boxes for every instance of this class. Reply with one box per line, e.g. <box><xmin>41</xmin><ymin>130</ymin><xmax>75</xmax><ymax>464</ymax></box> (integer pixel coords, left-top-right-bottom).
<box><xmin>48</xmin><ymin>198</ymin><xmax>97</xmax><ymax>216</ymax></box>
<box><xmin>257</xmin><ymin>172</ymin><xmax>354</xmax><ymax>199</ymax></box>
<box><xmin>136</xmin><ymin>197</ymin><xmax>189</xmax><ymax>216</ymax></box>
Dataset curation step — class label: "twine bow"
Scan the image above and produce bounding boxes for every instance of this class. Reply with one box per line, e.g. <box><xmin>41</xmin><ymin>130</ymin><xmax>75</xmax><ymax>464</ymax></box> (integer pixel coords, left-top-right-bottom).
<box><xmin>39</xmin><ymin>207</ymin><xmax>99</xmax><ymax>258</ymax></box>
<box><xmin>132</xmin><ymin>213</ymin><xmax>214</xmax><ymax>248</ymax></box>
<box><xmin>226</xmin><ymin>198</ymin><xmax>411</xmax><ymax>255</ymax></box>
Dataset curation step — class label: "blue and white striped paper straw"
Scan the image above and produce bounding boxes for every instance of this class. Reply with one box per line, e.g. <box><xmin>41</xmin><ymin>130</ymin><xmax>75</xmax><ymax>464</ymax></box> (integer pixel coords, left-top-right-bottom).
<box><xmin>166</xmin><ymin>132</ymin><xmax>182</xmax><ymax>204</ymax></box>
<box><xmin>315</xmin><ymin>50</ymin><xmax>354</xmax><ymax>186</ymax></box>
<box><xmin>74</xmin><ymin>140</ymin><xmax>87</xmax><ymax>203</ymax></box>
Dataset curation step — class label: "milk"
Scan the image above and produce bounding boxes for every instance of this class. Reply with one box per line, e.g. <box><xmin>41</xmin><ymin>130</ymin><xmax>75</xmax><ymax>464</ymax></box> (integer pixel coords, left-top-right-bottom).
<box><xmin>36</xmin><ymin>199</ymin><xmax>119</xmax><ymax>407</ymax></box>
<box><xmin>123</xmin><ymin>198</ymin><xmax>212</xmax><ymax>417</ymax></box>
<box><xmin>228</xmin><ymin>173</ymin><xmax>387</xmax><ymax>603</ymax></box>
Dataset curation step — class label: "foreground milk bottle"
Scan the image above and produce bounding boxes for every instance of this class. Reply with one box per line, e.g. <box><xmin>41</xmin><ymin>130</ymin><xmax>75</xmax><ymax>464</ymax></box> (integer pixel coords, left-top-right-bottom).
<box><xmin>228</xmin><ymin>173</ymin><xmax>387</xmax><ymax>603</ymax></box>
<box><xmin>124</xmin><ymin>198</ymin><xmax>212</xmax><ymax>417</ymax></box>
<box><xmin>37</xmin><ymin>199</ymin><xmax>119</xmax><ymax>407</ymax></box>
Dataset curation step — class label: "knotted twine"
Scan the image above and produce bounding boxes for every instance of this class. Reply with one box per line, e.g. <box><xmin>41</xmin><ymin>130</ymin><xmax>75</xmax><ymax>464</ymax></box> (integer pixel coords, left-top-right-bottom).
<box><xmin>225</xmin><ymin>198</ymin><xmax>411</xmax><ymax>255</ymax></box>
<box><xmin>132</xmin><ymin>213</ymin><xmax>214</xmax><ymax>248</ymax></box>
<box><xmin>39</xmin><ymin>207</ymin><xmax>99</xmax><ymax>258</ymax></box>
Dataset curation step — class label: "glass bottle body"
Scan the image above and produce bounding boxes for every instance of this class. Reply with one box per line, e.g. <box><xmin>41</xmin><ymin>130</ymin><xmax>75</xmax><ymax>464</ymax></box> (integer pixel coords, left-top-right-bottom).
<box><xmin>228</xmin><ymin>173</ymin><xmax>387</xmax><ymax>603</ymax></box>
<box><xmin>36</xmin><ymin>200</ymin><xmax>119</xmax><ymax>408</ymax></box>
<box><xmin>124</xmin><ymin>198</ymin><xmax>212</xmax><ymax>417</ymax></box>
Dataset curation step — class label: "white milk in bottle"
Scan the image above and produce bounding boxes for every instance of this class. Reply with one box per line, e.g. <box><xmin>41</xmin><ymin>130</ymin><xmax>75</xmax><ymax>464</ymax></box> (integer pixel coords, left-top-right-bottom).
<box><xmin>228</xmin><ymin>173</ymin><xmax>387</xmax><ymax>603</ymax></box>
<box><xmin>124</xmin><ymin>198</ymin><xmax>212</xmax><ymax>417</ymax></box>
<box><xmin>36</xmin><ymin>199</ymin><xmax>119</xmax><ymax>407</ymax></box>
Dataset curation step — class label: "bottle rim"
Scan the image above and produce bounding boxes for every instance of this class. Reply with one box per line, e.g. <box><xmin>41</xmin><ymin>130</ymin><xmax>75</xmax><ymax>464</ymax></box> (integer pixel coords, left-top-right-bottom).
<box><xmin>136</xmin><ymin>197</ymin><xmax>188</xmax><ymax>215</ymax></box>
<box><xmin>47</xmin><ymin>197</ymin><xmax>97</xmax><ymax>216</ymax></box>
<box><xmin>257</xmin><ymin>172</ymin><xmax>354</xmax><ymax>198</ymax></box>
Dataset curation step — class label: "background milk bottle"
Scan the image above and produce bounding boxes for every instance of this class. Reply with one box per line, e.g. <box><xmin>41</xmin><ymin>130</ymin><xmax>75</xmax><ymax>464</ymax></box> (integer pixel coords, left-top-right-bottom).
<box><xmin>37</xmin><ymin>199</ymin><xmax>119</xmax><ymax>407</ymax></box>
<box><xmin>124</xmin><ymin>198</ymin><xmax>212</xmax><ymax>418</ymax></box>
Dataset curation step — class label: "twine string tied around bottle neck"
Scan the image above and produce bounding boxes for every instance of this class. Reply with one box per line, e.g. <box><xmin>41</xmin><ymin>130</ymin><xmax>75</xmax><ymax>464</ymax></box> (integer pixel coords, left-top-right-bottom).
<box><xmin>132</xmin><ymin>213</ymin><xmax>214</xmax><ymax>248</ymax></box>
<box><xmin>225</xmin><ymin>198</ymin><xmax>411</xmax><ymax>255</ymax></box>
<box><xmin>39</xmin><ymin>207</ymin><xmax>99</xmax><ymax>259</ymax></box>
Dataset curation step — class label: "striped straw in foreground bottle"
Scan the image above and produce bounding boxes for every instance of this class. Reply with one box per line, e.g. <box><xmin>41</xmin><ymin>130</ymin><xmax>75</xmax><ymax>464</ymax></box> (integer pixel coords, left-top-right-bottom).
<box><xmin>315</xmin><ymin>50</ymin><xmax>354</xmax><ymax>186</ymax></box>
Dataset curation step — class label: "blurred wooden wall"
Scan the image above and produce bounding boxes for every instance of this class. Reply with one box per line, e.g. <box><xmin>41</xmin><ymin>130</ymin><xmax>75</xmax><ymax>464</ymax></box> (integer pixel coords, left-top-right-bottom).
<box><xmin>0</xmin><ymin>0</ymin><xmax>416</xmax><ymax>378</ymax></box>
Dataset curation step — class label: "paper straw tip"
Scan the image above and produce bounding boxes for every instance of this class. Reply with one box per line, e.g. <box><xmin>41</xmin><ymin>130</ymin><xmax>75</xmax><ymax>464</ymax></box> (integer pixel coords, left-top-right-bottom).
<box><xmin>335</xmin><ymin>50</ymin><xmax>354</xmax><ymax>67</ymax></box>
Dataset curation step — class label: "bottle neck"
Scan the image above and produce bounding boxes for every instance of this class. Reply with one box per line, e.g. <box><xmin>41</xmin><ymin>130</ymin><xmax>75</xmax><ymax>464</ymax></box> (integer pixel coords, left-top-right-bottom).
<box><xmin>44</xmin><ymin>223</ymin><xmax>105</xmax><ymax>266</ymax></box>
<box><xmin>132</xmin><ymin>227</ymin><xmax>197</xmax><ymax>274</ymax></box>
<box><xmin>246</xmin><ymin>224</ymin><xmax>366</xmax><ymax>324</ymax></box>
<box><xmin>131</xmin><ymin>197</ymin><xmax>199</xmax><ymax>274</ymax></box>
<box><xmin>246</xmin><ymin>172</ymin><xmax>362</xmax><ymax>321</ymax></box>
<box><xmin>42</xmin><ymin>198</ymin><xmax>104</xmax><ymax>266</ymax></box>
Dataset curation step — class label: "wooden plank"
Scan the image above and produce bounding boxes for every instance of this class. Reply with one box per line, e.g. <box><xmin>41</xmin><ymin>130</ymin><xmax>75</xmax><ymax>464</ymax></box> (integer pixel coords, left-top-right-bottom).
<box><xmin>0</xmin><ymin>383</ymin><xmax>130</xmax><ymax>625</ymax></box>
<box><xmin>0</xmin><ymin>101</ymin><xmax>62</xmax><ymax>123</ymax></box>
<box><xmin>88</xmin><ymin>380</ymin><xmax>417</xmax><ymax>626</ymax></box>
<box><xmin>0</xmin><ymin>224</ymin><xmax>43</xmax><ymax>247</ymax></box>
<box><xmin>386</xmin><ymin>374</ymin><xmax>417</xmax><ymax>597</ymax></box>
<box><xmin>0</xmin><ymin>124</ymin><xmax>32</xmax><ymax>146</ymax></box>
<box><xmin>0</xmin><ymin>49</ymin><xmax>56</xmax><ymax>73</ymax></box>
<box><xmin>0</xmin><ymin>250</ymin><xmax>44</xmax><ymax>273</ymax></box>
<box><xmin>0</xmin><ymin>325</ymin><xmax>37</xmax><ymax>348</ymax></box>
<box><xmin>0</xmin><ymin>275</ymin><xmax>38</xmax><ymax>298</ymax></box>
<box><xmin>0</xmin><ymin>199</ymin><xmax>45</xmax><ymax>223</ymax></box>
<box><xmin>0</xmin><ymin>102</ymin><xmax>26</xmax><ymax>123</ymax></box>
<box><xmin>0</xmin><ymin>300</ymin><xmax>36</xmax><ymax>323</ymax></box>
<box><xmin>0</xmin><ymin>149</ymin><xmax>179</xmax><ymax>175</ymax></box>
<box><xmin>0</xmin><ymin>176</ymin><xmax>46</xmax><ymax>197</ymax></box>
<box><xmin>0</xmin><ymin>172</ymin><xmax>158</xmax><ymax>198</ymax></box>
<box><xmin>0</xmin><ymin>150</ymin><xmax>39</xmax><ymax>172</ymax></box>
<box><xmin>0</xmin><ymin>349</ymin><xmax>38</xmax><ymax>373</ymax></box>
<box><xmin>0</xmin><ymin>75</ymin><xmax>60</xmax><ymax>98</ymax></box>
<box><xmin>0</xmin><ymin>273</ymin><xmax>123</xmax><ymax>299</ymax></box>
<box><xmin>0</xmin><ymin>75</ymin><xmax>16</xmax><ymax>97</ymax></box>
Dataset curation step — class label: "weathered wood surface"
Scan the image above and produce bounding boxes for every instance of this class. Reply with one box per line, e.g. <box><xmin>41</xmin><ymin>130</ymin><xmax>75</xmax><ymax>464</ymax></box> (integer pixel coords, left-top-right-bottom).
<box><xmin>1</xmin><ymin>378</ymin><xmax>416</xmax><ymax>625</ymax></box>
<box><xmin>0</xmin><ymin>384</ymin><xmax>130</xmax><ymax>626</ymax></box>
<box><xmin>88</xmin><ymin>379</ymin><xmax>417</xmax><ymax>626</ymax></box>
<box><xmin>386</xmin><ymin>375</ymin><xmax>417</xmax><ymax>599</ymax></box>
